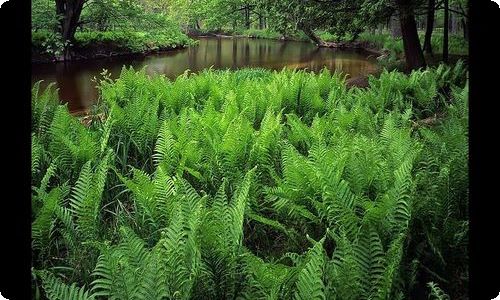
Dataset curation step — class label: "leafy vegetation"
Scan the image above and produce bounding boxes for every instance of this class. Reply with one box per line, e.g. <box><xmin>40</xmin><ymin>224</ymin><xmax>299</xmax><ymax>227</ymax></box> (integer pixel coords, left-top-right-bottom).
<box><xmin>32</xmin><ymin>63</ymin><xmax>468</xmax><ymax>299</ymax></box>
<box><xmin>232</xmin><ymin>28</ymin><xmax>360</xmax><ymax>44</ymax></box>
<box><xmin>359</xmin><ymin>32</ymin><xmax>468</xmax><ymax>57</ymax></box>
<box><xmin>31</xmin><ymin>0</ymin><xmax>194</xmax><ymax>60</ymax></box>
<box><xmin>234</xmin><ymin>28</ymin><xmax>285</xmax><ymax>40</ymax></box>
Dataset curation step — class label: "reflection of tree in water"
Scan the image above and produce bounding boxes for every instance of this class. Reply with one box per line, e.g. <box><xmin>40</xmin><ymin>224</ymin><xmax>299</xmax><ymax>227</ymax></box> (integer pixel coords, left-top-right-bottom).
<box><xmin>32</xmin><ymin>38</ymin><xmax>377</xmax><ymax>113</ymax></box>
<box><xmin>277</xmin><ymin>41</ymin><xmax>287</xmax><ymax>59</ymax></box>
<box><xmin>55</xmin><ymin>63</ymin><xmax>84</xmax><ymax>113</ymax></box>
<box><xmin>258</xmin><ymin>43</ymin><xmax>264</xmax><ymax>64</ymax></box>
<box><xmin>232</xmin><ymin>38</ymin><xmax>238</xmax><ymax>68</ymax></box>
<box><xmin>244</xmin><ymin>41</ymin><xmax>250</xmax><ymax>65</ymax></box>
<box><xmin>188</xmin><ymin>44</ymin><xmax>198</xmax><ymax>72</ymax></box>
<box><xmin>203</xmin><ymin>39</ymin><xmax>210</xmax><ymax>66</ymax></box>
<box><xmin>215</xmin><ymin>38</ymin><xmax>222</xmax><ymax>68</ymax></box>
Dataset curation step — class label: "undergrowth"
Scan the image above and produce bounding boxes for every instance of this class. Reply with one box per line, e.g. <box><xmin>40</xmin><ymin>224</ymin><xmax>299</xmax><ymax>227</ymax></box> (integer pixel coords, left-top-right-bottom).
<box><xmin>32</xmin><ymin>63</ymin><xmax>468</xmax><ymax>299</ymax></box>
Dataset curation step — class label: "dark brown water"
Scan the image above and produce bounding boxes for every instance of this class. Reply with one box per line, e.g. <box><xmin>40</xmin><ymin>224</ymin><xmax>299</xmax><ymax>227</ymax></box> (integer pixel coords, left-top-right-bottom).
<box><xmin>32</xmin><ymin>37</ymin><xmax>378</xmax><ymax>113</ymax></box>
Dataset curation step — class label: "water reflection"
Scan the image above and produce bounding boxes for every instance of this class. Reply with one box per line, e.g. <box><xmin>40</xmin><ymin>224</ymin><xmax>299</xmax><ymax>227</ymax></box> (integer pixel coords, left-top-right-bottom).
<box><xmin>32</xmin><ymin>37</ymin><xmax>378</xmax><ymax>113</ymax></box>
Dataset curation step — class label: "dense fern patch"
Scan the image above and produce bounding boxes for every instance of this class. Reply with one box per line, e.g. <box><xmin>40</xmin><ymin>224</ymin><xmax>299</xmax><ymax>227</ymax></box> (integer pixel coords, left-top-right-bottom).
<box><xmin>32</xmin><ymin>65</ymin><xmax>468</xmax><ymax>299</ymax></box>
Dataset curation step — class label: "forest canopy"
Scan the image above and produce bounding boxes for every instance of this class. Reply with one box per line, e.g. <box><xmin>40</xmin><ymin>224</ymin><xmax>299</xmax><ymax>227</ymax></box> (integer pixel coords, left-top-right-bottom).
<box><xmin>32</xmin><ymin>0</ymin><xmax>468</xmax><ymax>67</ymax></box>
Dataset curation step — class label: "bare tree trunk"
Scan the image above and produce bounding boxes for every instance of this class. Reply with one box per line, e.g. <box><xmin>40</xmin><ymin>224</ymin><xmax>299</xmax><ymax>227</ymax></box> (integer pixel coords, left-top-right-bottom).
<box><xmin>451</xmin><ymin>9</ymin><xmax>458</xmax><ymax>35</ymax></box>
<box><xmin>302</xmin><ymin>27</ymin><xmax>325</xmax><ymax>46</ymax></box>
<box><xmin>463</xmin><ymin>4</ymin><xmax>469</xmax><ymax>41</ymax></box>
<box><xmin>55</xmin><ymin>0</ymin><xmax>85</xmax><ymax>42</ymax></box>
<box><xmin>443</xmin><ymin>0</ymin><xmax>449</xmax><ymax>62</ymax></box>
<box><xmin>390</xmin><ymin>15</ymin><xmax>402</xmax><ymax>37</ymax></box>
<box><xmin>245</xmin><ymin>6</ymin><xmax>250</xmax><ymax>29</ymax></box>
<box><xmin>350</xmin><ymin>29</ymin><xmax>362</xmax><ymax>42</ymax></box>
<box><xmin>396</xmin><ymin>0</ymin><xmax>426</xmax><ymax>69</ymax></box>
<box><xmin>55</xmin><ymin>0</ymin><xmax>85</xmax><ymax>60</ymax></box>
<box><xmin>423</xmin><ymin>0</ymin><xmax>435</xmax><ymax>55</ymax></box>
<box><xmin>462</xmin><ymin>18</ymin><xmax>468</xmax><ymax>41</ymax></box>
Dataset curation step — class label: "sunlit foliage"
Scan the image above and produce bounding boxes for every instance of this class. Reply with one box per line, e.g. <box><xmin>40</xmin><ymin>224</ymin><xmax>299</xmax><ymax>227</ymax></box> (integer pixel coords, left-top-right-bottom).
<box><xmin>32</xmin><ymin>64</ymin><xmax>468</xmax><ymax>299</ymax></box>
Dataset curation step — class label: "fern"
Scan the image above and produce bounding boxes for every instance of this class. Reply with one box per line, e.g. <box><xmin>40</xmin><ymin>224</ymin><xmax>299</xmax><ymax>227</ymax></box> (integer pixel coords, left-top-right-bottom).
<box><xmin>353</xmin><ymin>227</ymin><xmax>386</xmax><ymax>297</ymax></box>
<box><xmin>37</xmin><ymin>270</ymin><xmax>95</xmax><ymax>300</ymax></box>
<box><xmin>32</xmin><ymin>186</ymin><xmax>69</xmax><ymax>254</ymax></box>
<box><xmin>427</xmin><ymin>282</ymin><xmax>451</xmax><ymax>300</ymax></box>
<box><xmin>294</xmin><ymin>237</ymin><xmax>326</xmax><ymax>300</ymax></box>
<box><xmin>32</xmin><ymin>66</ymin><xmax>468</xmax><ymax>299</ymax></box>
<box><xmin>69</xmin><ymin>150</ymin><xmax>112</xmax><ymax>240</ymax></box>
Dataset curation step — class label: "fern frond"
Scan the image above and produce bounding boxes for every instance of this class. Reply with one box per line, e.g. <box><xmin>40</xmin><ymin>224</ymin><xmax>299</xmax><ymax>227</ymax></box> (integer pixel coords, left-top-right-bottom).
<box><xmin>427</xmin><ymin>282</ymin><xmax>451</xmax><ymax>300</ymax></box>
<box><xmin>294</xmin><ymin>237</ymin><xmax>326</xmax><ymax>300</ymax></box>
<box><xmin>38</xmin><ymin>270</ymin><xmax>95</xmax><ymax>300</ymax></box>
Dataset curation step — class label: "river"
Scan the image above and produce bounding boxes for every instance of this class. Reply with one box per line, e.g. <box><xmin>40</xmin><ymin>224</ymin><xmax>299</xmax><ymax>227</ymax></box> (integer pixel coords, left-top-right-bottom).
<box><xmin>31</xmin><ymin>37</ymin><xmax>378</xmax><ymax>113</ymax></box>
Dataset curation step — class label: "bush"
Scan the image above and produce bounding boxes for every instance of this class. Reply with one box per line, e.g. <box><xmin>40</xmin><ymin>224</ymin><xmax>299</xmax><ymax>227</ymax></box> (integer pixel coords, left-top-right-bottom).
<box><xmin>32</xmin><ymin>29</ymin><xmax>195</xmax><ymax>56</ymax></box>
<box><xmin>239</xmin><ymin>28</ymin><xmax>283</xmax><ymax>40</ymax></box>
<box><xmin>358</xmin><ymin>31</ymin><xmax>468</xmax><ymax>57</ymax></box>
<box><xmin>429</xmin><ymin>33</ymin><xmax>468</xmax><ymax>55</ymax></box>
<box><xmin>32</xmin><ymin>30</ymin><xmax>69</xmax><ymax>57</ymax></box>
<box><xmin>74</xmin><ymin>30</ymin><xmax>194</xmax><ymax>52</ymax></box>
<box><xmin>32</xmin><ymin>0</ymin><xmax>196</xmax><ymax>58</ymax></box>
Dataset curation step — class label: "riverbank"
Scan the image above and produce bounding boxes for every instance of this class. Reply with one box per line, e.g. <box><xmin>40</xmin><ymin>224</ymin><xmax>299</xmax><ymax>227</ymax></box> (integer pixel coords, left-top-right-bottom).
<box><xmin>32</xmin><ymin>30</ymin><xmax>197</xmax><ymax>64</ymax></box>
<box><xmin>189</xmin><ymin>29</ymin><xmax>468</xmax><ymax>66</ymax></box>
<box><xmin>189</xmin><ymin>29</ymin><xmax>386</xmax><ymax>57</ymax></box>
<box><xmin>33</xmin><ymin>36</ymin><xmax>379</xmax><ymax>115</ymax></box>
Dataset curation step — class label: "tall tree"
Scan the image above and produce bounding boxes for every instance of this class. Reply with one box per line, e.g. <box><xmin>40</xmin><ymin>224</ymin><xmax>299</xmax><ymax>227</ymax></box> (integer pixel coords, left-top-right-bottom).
<box><xmin>423</xmin><ymin>0</ymin><xmax>436</xmax><ymax>55</ymax></box>
<box><xmin>55</xmin><ymin>0</ymin><xmax>86</xmax><ymax>43</ymax></box>
<box><xmin>395</xmin><ymin>0</ymin><xmax>426</xmax><ymax>69</ymax></box>
<box><xmin>443</xmin><ymin>0</ymin><xmax>449</xmax><ymax>62</ymax></box>
<box><xmin>390</xmin><ymin>15</ymin><xmax>402</xmax><ymax>37</ymax></box>
<box><xmin>457</xmin><ymin>0</ymin><xmax>468</xmax><ymax>41</ymax></box>
<box><xmin>245</xmin><ymin>4</ymin><xmax>251</xmax><ymax>29</ymax></box>
<box><xmin>263</xmin><ymin>0</ymin><xmax>426</xmax><ymax>69</ymax></box>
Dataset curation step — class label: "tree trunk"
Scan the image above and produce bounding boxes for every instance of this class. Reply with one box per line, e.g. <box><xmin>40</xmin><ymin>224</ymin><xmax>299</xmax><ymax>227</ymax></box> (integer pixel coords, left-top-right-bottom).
<box><xmin>259</xmin><ymin>14</ymin><xmax>264</xmax><ymax>29</ymax></box>
<box><xmin>245</xmin><ymin>6</ymin><xmax>250</xmax><ymax>29</ymax></box>
<box><xmin>462</xmin><ymin>18</ymin><xmax>468</xmax><ymax>41</ymax></box>
<box><xmin>396</xmin><ymin>0</ymin><xmax>426</xmax><ymax>69</ymax></box>
<box><xmin>55</xmin><ymin>0</ymin><xmax>85</xmax><ymax>59</ymax></box>
<box><xmin>451</xmin><ymin>8</ymin><xmax>458</xmax><ymax>35</ymax></box>
<box><xmin>390</xmin><ymin>15</ymin><xmax>402</xmax><ymax>37</ymax></box>
<box><xmin>443</xmin><ymin>0</ymin><xmax>449</xmax><ymax>62</ymax></box>
<box><xmin>350</xmin><ymin>29</ymin><xmax>361</xmax><ymax>42</ymax></box>
<box><xmin>302</xmin><ymin>27</ymin><xmax>326</xmax><ymax>46</ymax></box>
<box><xmin>423</xmin><ymin>0</ymin><xmax>435</xmax><ymax>55</ymax></box>
<box><xmin>463</xmin><ymin>4</ymin><xmax>469</xmax><ymax>41</ymax></box>
<box><xmin>55</xmin><ymin>0</ymin><xmax>85</xmax><ymax>42</ymax></box>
